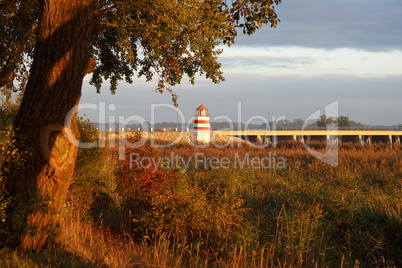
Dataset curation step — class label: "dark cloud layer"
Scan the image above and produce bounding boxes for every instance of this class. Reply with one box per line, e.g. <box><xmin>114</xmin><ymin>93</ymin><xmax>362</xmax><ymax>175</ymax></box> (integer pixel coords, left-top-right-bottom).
<box><xmin>235</xmin><ymin>0</ymin><xmax>402</xmax><ymax>51</ymax></box>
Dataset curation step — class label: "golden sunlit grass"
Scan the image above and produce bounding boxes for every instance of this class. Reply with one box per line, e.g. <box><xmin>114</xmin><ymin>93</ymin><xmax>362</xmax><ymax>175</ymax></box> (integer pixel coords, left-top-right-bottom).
<box><xmin>1</xmin><ymin>141</ymin><xmax>402</xmax><ymax>267</ymax></box>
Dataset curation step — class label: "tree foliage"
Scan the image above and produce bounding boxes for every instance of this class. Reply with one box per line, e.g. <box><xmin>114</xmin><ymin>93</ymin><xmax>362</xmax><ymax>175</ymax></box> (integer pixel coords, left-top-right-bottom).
<box><xmin>0</xmin><ymin>0</ymin><xmax>37</xmax><ymax>90</ymax></box>
<box><xmin>335</xmin><ymin>115</ymin><xmax>351</xmax><ymax>128</ymax></box>
<box><xmin>317</xmin><ymin>115</ymin><xmax>334</xmax><ymax>127</ymax></box>
<box><xmin>317</xmin><ymin>115</ymin><xmax>351</xmax><ymax>128</ymax></box>
<box><xmin>1</xmin><ymin>0</ymin><xmax>281</xmax><ymax>103</ymax></box>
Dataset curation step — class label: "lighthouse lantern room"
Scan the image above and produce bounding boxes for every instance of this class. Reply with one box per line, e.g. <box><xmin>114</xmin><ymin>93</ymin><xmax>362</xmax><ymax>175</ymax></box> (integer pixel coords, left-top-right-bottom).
<box><xmin>194</xmin><ymin>104</ymin><xmax>211</xmax><ymax>144</ymax></box>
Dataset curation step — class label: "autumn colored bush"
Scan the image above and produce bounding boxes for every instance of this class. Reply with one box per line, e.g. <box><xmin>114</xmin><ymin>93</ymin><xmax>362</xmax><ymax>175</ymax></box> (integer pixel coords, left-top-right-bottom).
<box><xmin>114</xmin><ymin>134</ymin><xmax>245</xmax><ymax>253</ymax></box>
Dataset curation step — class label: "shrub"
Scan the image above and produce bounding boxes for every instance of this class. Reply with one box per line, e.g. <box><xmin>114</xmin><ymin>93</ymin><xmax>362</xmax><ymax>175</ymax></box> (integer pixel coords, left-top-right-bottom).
<box><xmin>114</xmin><ymin>134</ymin><xmax>245</xmax><ymax>253</ymax></box>
<box><xmin>74</xmin><ymin>116</ymin><xmax>100</xmax><ymax>169</ymax></box>
<box><xmin>68</xmin><ymin>116</ymin><xmax>119</xmax><ymax>228</ymax></box>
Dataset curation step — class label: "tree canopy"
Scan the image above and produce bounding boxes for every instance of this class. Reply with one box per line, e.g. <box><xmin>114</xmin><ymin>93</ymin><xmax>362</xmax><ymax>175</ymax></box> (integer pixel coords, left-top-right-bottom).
<box><xmin>317</xmin><ymin>115</ymin><xmax>334</xmax><ymax>127</ymax></box>
<box><xmin>0</xmin><ymin>0</ymin><xmax>282</xmax><ymax>250</ymax></box>
<box><xmin>1</xmin><ymin>0</ymin><xmax>281</xmax><ymax>103</ymax></box>
<box><xmin>336</xmin><ymin>115</ymin><xmax>351</xmax><ymax>128</ymax></box>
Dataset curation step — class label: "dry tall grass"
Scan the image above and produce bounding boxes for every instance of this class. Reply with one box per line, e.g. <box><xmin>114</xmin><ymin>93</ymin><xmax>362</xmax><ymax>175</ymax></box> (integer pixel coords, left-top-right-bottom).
<box><xmin>1</xmin><ymin>141</ymin><xmax>401</xmax><ymax>267</ymax></box>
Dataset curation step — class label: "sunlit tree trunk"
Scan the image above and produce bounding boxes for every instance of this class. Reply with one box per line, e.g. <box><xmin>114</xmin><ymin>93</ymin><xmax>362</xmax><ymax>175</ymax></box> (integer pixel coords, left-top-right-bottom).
<box><xmin>3</xmin><ymin>0</ymin><xmax>95</xmax><ymax>251</ymax></box>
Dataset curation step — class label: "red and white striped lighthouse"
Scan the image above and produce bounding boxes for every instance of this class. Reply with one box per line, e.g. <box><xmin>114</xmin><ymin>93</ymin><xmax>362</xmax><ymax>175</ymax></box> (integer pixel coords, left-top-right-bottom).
<box><xmin>194</xmin><ymin>104</ymin><xmax>211</xmax><ymax>144</ymax></box>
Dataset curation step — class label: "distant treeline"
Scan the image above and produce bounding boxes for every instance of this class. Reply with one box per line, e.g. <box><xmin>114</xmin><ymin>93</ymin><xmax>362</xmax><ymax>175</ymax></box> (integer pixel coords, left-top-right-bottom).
<box><xmin>93</xmin><ymin>120</ymin><xmax>402</xmax><ymax>131</ymax></box>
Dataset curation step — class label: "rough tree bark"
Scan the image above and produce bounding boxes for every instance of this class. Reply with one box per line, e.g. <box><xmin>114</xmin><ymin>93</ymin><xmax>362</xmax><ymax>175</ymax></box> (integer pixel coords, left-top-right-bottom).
<box><xmin>4</xmin><ymin>0</ymin><xmax>95</xmax><ymax>251</ymax></box>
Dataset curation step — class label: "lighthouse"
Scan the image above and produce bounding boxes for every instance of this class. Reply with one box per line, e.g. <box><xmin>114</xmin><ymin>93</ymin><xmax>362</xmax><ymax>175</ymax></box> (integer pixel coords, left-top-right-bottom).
<box><xmin>194</xmin><ymin>104</ymin><xmax>211</xmax><ymax>144</ymax></box>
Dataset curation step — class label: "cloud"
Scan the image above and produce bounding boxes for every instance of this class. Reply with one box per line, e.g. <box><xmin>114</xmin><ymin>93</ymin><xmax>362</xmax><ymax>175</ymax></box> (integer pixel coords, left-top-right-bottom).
<box><xmin>220</xmin><ymin>55</ymin><xmax>315</xmax><ymax>69</ymax></box>
<box><xmin>217</xmin><ymin>46</ymin><xmax>402</xmax><ymax>78</ymax></box>
<box><xmin>234</xmin><ymin>0</ymin><xmax>402</xmax><ymax>51</ymax></box>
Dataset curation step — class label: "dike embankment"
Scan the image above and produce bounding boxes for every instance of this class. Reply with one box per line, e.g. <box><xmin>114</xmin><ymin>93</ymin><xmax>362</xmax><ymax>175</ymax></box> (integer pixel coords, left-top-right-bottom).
<box><xmin>107</xmin><ymin>131</ymin><xmax>250</xmax><ymax>146</ymax></box>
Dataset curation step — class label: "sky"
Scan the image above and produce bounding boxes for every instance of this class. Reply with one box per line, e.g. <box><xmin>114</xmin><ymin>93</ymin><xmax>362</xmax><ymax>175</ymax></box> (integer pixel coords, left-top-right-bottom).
<box><xmin>79</xmin><ymin>0</ymin><xmax>402</xmax><ymax>127</ymax></box>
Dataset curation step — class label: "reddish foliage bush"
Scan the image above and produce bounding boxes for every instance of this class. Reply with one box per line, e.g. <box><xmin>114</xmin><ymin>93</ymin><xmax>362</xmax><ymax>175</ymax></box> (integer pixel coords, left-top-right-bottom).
<box><xmin>115</xmin><ymin>134</ymin><xmax>175</xmax><ymax>208</ymax></box>
<box><xmin>113</xmin><ymin>134</ymin><xmax>245</xmax><ymax>248</ymax></box>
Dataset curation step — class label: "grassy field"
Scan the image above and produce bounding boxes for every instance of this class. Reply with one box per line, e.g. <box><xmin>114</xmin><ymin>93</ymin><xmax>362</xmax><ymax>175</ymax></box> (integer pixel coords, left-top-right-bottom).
<box><xmin>1</xmin><ymin>139</ymin><xmax>402</xmax><ymax>267</ymax></box>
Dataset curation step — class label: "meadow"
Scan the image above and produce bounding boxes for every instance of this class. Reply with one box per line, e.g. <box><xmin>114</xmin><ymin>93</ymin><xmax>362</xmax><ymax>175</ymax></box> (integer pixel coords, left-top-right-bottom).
<box><xmin>1</xmin><ymin>128</ymin><xmax>402</xmax><ymax>267</ymax></box>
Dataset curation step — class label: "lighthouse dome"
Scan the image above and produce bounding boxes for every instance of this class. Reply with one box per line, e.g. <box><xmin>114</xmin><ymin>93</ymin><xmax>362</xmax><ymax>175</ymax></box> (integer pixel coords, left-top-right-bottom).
<box><xmin>196</xmin><ymin>104</ymin><xmax>208</xmax><ymax>110</ymax></box>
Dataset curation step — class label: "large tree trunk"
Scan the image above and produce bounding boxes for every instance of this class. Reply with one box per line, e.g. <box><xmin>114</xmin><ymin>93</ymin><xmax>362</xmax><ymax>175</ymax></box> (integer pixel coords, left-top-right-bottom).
<box><xmin>3</xmin><ymin>0</ymin><xmax>95</xmax><ymax>251</ymax></box>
